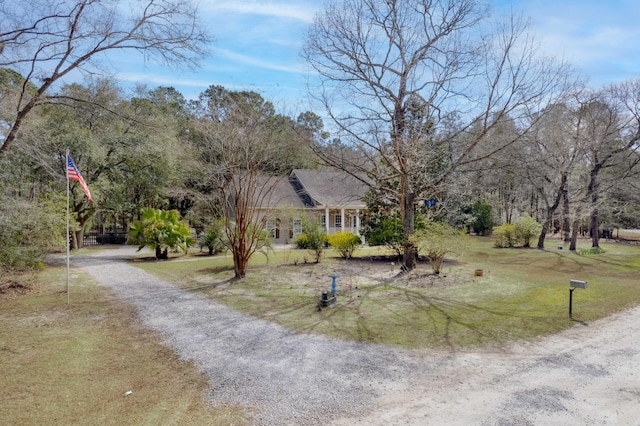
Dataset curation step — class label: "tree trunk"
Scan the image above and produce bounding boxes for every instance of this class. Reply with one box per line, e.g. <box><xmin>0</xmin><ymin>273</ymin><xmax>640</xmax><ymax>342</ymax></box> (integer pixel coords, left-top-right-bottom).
<box><xmin>154</xmin><ymin>246</ymin><xmax>169</xmax><ymax>260</ymax></box>
<box><xmin>234</xmin><ymin>250</ymin><xmax>247</xmax><ymax>279</ymax></box>
<box><xmin>70</xmin><ymin>207</ymin><xmax>94</xmax><ymax>250</ymax></box>
<box><xmin>537</xmin><ymin>173</ymin><xmax>566</xmax><ymax>249</ymax></box>
<box><xmin>537</xmin><ymin>215</ymin><xmax>551</xmax><ymax>249</ymax></box>
<box><xmin>74</xmin><ymin>229</ymin><xmax>85</xmax><ymax>249</ymax></box>
<box><xmin>401</xmin><ymin>185</ymin><xmax>416</xmax><ymax>271</ymax></box>
<box><xmin>586</xmin><ymin>166</ymin><xmax>601</xmax><ymax>248</ymax></box>
<box><xmin>591</xmin><ymin>207</ymin><xmax>600</xmax><ymax>248</ymax></box>
<box><xmin>70</xmin><ymin>231</ymin><xmax>79</xmax><ymax>250</ymax></box>
<box><xmin>569</xmin><ymin>219</ymin><xmax>579</xmax><ymax>251</ymax></box>
<box><xmin>562</xmin><ymin>186</ymin><xmax>571</xmax><ymax>242</ymax></box>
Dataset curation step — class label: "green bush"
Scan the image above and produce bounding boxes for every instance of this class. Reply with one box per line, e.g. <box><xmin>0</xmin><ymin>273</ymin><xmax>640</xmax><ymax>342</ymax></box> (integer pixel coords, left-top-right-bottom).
<box><xmin>493</xmin><ymin>215</ymin><xmax>542</xmax><ymax>248</ymax></box>
<box><xmin>361</xmin><ymin>211</ymin><xmax>427</xmax><ymax>257</ymax></box>
<box><xmin>198</xmin><ymin>220</ymin><xmax>225</xmax><ymax>255</ymax></box>
<box><xmin>0</xmin><ymin>197</ymin><xmax>66</xmax><ymax>271</ymax></box>
<box><xmin>412</xmin><ymin>222</ymin><xmax>468</xmax><ymax>274</ymax></box>
<box><xmin>493</xmin><ymin>223</ymin><xmax>517</xmax><ymax>248</ymax></box>
<box><xmin>296</xmin><ymin>218</ymin><xmax>327</xmax><ymax>263</ymax></box>
<box><xmin>128</xmin><ymin>208</ymin><xmax>194</xmax><ymax>259</ymax></box>
<box><xmin>471</xmin><ymin>200</ymin><xmax>495</xmax><ymax>236</ymax></box>
<box><xmin>294</xmin><ymin>233</ymin><xmax>311</xmax><ymax>249</ymax></box>
<box><xmin>514</xmin><ymin>214</ymin><xmax>542</xmax><ymax>248</ymax></box>
<box><xmin>362</xmin><ymin>214</ymin><xmax>403</xmax><ymax>256</ymax></box>
<box><xmin>327</xmin><ymin>231</ymin><xmax>362</xmax><ymax>259</ymax></box>
<box><xmin>579</xmin><ymin>247</ymin><xmax>607</xmax><ymax>255</ymax></box>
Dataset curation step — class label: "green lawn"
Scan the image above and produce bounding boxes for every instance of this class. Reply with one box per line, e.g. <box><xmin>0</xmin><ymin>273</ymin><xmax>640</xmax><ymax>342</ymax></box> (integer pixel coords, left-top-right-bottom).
<box><xmin>134</xmin><ymin>237</ymin><xmax>640</xmax><ymax>349</ymax></box>
<box><xmin>0</xmin><ymin>267</ymin><xmax>246</xmax><ymax>425</ymax></box>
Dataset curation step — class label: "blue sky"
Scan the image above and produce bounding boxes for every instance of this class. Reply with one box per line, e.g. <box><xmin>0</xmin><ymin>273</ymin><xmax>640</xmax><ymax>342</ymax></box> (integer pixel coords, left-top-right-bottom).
<box><xmin>111</xmin><ymin>0</ymin><xmax>640</xmax><ymax>109</ymax></box>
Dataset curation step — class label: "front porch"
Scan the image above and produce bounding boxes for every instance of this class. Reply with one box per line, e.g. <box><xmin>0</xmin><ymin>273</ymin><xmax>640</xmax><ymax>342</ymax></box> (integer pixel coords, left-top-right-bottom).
<box><xmin>320</xmin><ymin>207</ymin><xmax>362</xmax><ymax>237</ymax></box>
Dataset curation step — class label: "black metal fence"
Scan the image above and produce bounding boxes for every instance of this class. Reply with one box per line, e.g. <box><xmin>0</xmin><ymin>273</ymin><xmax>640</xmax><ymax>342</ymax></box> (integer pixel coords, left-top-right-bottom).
<box><xmin>83</xmin><ymin>232</ymin><xmax>128</xmax><ymax>246</ymax></box>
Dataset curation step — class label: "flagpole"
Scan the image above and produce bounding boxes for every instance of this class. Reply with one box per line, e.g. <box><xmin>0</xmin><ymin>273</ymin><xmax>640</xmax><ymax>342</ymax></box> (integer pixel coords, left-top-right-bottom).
<box><xmin>66</xmin><ymin>150</ymin><xmax>70</xmax><ymax>305</ymax></box>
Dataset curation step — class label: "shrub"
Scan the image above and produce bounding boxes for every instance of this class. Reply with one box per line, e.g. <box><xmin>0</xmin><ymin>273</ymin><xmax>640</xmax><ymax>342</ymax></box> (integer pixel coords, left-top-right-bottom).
<box><xmin>294</xmin><ymin>233</ymin><xmax>311</xmax><ymax>249</ymax></box>
<box><xmin>579</xmin><ymin>247</ymin><xmax>607</xmax><ymax>255</ymax></box>
<box><xmin>128</xmin><ymin>208</ymin><xmax>194</xmax><ymax>259</ymax></box>
<box><xmin>493</xmin><ymin>223</ymin><xmax>517</xmax><ymax>248</ymax></box>
<box><xmin>471</xmin><ymin>200</ymin><xmax>495</xmax><ymax>236</ymax></box>
<box><xmin>198</xmin><ymin>220</ymin><xmax>225</xmax><ymax>255</ymax></box>
<box><xmin>362</xmin><ymin>211</ymin><xmax>428</xmax><ymax>257</ymax></box>
<box><xmin>514</xmin><ymin>214</ymin><xmax>542</xmax><ymax>248</ymax></box>
<box><xmin>296</xmin><ymin>218</ymin><xmax>327</xmax><ymax>263</ymax></box>
<box><xmin>362</xmin><ymin>214</ymin><xmax>404</xmax><ymax>256</ymax></box>
<box><xmin>327</xmin><ymin>231</ymin><xmax>362</xmax><ymax>259</ymax></box>
<box><xmin>0</xmin><ymin>197</ymin><xmax>66</xmax><ymax>271</ymax></box>
<box><xmin>412</xmin><ymin>221</ymin><xmax>468</xmax><ymax>274</ymax></box>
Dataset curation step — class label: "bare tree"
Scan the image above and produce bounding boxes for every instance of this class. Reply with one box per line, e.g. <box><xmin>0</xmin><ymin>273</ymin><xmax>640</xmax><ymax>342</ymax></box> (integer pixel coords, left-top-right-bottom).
<box><xmin>519</xmin><ymin>102</ymin><xmax>586</xmax><ymax>249</ymax></box>
<box><xmin>577</xmin><ymin>81</ymin><xmax>640</xmax><ymax>248</ymax></box>
<box><xmin>0</xmin><ymin>0</ymin><xmax>210</xmax><ymax>158</ymax></box>
<box><xmin>302</xmin><ymin>0</ymin><xmax>572</xmax><ymax>269</ymax></box>
<box><xmin>190</xmin><ymin>86</ymin><xmax>305</xmax><ymax>279</ymax></box>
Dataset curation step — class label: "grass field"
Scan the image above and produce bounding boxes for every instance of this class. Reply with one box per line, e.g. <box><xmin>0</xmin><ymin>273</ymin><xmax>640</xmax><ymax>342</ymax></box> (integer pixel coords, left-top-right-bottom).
<box><xmin>1</xmin><ymin>235</ymin><xmax>638</xmax><ymax>423</ymax></box>
<box><xmin>135</xmin><ymin>236</ymin><xmax>640</xmax><ymax>349</ymax></box>
<box><xmin>0</xmin><ymin>267</ymin><xmax>246</xmax><ymax>425</ymax></box>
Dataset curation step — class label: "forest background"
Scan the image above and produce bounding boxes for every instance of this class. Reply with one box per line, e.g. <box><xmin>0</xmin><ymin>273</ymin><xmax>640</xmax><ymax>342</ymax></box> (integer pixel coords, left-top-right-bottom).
<box><xmin>1</xmin><ymin>0</ymin><xmax>639</xmax><ymax>278</ymax></box>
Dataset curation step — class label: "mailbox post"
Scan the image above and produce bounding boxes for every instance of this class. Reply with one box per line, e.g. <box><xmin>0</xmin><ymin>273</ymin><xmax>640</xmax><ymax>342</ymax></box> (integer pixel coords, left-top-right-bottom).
<box><xmin>569</xmin><ymin>279</ymin><xmax>588</xmax><ymax>318</ymax></box>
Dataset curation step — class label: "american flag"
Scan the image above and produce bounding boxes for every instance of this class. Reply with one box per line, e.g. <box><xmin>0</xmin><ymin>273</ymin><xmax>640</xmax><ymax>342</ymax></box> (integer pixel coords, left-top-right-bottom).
<box><xmin>66</xmin><ymin>154</ymin><xmax>92</xmax><ymax>201</ymax></box>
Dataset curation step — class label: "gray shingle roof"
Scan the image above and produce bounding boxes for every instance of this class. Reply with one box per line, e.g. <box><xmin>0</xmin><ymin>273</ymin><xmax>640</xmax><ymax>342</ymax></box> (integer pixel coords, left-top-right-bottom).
<box><xmin>253</xmin><ymin>175</ymin><xmax>306</xmax><ymax>209</ymax></box>
<box><xmin>290</xmin><ymin>169</ymin><xmax>368</xmax><ymax>208</ymax></box>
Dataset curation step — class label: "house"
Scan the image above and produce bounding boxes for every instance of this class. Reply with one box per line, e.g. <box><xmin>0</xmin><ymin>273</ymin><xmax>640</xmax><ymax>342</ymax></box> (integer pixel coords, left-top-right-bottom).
<box><xmin>253</xmin><ymin>169</ymin><xmax>369</xmax><ymax>244</ymax></box>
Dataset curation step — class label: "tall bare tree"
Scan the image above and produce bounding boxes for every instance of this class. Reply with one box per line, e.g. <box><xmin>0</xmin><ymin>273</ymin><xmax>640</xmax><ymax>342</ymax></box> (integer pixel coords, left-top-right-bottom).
<box><xmin>302</xmin><ymin>0</ymin><xmax>572</xmax><ymax>269</ymax></box>
<box><xmin>576</xmin><ymin>81</ymin><xmax>640</xmax><ymax>248</ymax></box>
<box><xmin>0</xmin><ymin>0</ymin><xmax>210</xmax><ymax>158</ymax></box>
<box><xmin>520</xmin><ymin>102</ymin><xmax>586</xmax><ymax>249</ymax></box>
<box><xmin>190</xmin><ymin>86</ymin><xmax>312</xmax><ymax>279</ymax></box>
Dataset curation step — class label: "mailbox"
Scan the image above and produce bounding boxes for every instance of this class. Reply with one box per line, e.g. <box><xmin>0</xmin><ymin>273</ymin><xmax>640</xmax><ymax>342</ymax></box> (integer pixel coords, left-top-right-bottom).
<box><xmin>570</xmin><ymin>279</ymin><xmax>588</xmax><ymax>289</ymax></box>
<box><xmin>569</xmin><ymin>279</ymin><xmax>588</xmax><ymax>318</ymax></box>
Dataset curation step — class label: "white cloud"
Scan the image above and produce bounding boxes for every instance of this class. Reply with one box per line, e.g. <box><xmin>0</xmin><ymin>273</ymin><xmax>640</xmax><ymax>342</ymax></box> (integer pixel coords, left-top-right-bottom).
<box><xmin>216</xmin><ymin>48</ymin><xmax>308</xmax><ymax>74</ymax></box>
<box><xmin>117</xmin><ymin>72</ymin><xmax>209</xmax><ymax>88</ymax></box>
<box><xmin>205</xmin><ymin>1</ymin><xmax>316</xmax><ymax>23</ymax></box>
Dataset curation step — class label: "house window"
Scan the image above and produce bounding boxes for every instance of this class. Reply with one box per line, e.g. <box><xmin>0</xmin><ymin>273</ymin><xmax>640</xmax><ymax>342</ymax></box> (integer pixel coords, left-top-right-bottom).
<box><xmin>265</xmin><ymin>218</ymin><xmax>276</xmax><ymax>238</ymax></box>
<box><xmin>334</xmin><ymin>214</ymin><xmax>342</xmax><ymax>228</ymax></box>
<box><xmin>320</xmin><ymin>215</ymin><xmax>326</xmax><ymax>227</ymax></box>
<box><xmin>293</xmin><ymin>218</ymin><xmax>302</xmax><ymax>236</ymax></box>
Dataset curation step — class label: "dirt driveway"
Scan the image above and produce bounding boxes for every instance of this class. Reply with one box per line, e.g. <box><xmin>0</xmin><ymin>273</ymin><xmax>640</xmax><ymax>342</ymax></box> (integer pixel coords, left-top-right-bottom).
<box><xmin>73</xmin><ymin>247</ymin><xmax>640</xmax><ymax>425</ymax></box>
<box><xmin>333</xmin><ymin>306</ymin><xmax>640</xmax><ymax>425</ymax></box>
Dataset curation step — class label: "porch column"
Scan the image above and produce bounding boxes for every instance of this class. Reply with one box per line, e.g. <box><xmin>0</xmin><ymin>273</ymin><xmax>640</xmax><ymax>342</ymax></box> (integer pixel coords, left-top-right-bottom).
<box><xmin>341</xmin><ymin>208</ymin><xmax>345</xmax><ymax>231</ymax></box>
<box><xmin>355</xmin><ymin>209</ymin><xmax>360</xmax><ymax>236</ymax></box>
<box><xmin>325</xmin><ymin>207</ymin><xmax>330</xmax><ymax>233</ymax></box>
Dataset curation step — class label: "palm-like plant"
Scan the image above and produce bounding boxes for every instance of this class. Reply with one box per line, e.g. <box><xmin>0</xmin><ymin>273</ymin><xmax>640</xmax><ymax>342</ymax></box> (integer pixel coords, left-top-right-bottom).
<box><xmin>198</xmin><ymin>220</ymin><xmax>225</xmax><ymax>255</ymax></box>
<box><xmin>128</xmin><ymin>208</ymin><xmax>193</xmax><ymax>259</ymax></box>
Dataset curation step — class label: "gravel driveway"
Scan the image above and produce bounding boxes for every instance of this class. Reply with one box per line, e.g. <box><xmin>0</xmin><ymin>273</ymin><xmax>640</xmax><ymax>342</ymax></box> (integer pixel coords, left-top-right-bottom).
<box><xmin>73</xmin><ymin>247</ymin><xmax>640</xmax><ymax>425</ymax></box>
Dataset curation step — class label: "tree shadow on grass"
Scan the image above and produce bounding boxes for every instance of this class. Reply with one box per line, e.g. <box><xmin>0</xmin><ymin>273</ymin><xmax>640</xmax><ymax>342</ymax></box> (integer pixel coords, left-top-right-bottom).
<box><xmin>199</xmin><ymin>265</ymin><xmax>235</xmax><ymax>274</ymax></box>
<box><xmin>181</xmin><ymin>277</ymin><xmax>238</xmax><ymax>293</ymax></box>
<box><xmin>286</xmin><ymin>285</ymin><xmax>570</xmax><ymax>350</ymax></box>
<box><xmin>256</xmin><ymin>285</ymin><xmax>517</xmax><ymax>349</ymax></box>
<box><xmin>398</xmin><ymin>289</ymin><xmax>567</xmax><ymax>350</ymax></box>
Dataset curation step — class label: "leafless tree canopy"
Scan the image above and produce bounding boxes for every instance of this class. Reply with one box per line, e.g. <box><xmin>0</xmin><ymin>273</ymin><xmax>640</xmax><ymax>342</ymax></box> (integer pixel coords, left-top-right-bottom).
<box><xmin>302</xmin><ymin>0</ymin><xmax>573</xmax><ymax>268</ymax></box>
<box><xmin>0</xmin><ymin>0</ymin><xmax>210</xmax><ymax>157</ymax></box>
<box><xmin>189</xmin><ymin>86</ymin><xmax>308</xmax><ymax>279</ymax></box>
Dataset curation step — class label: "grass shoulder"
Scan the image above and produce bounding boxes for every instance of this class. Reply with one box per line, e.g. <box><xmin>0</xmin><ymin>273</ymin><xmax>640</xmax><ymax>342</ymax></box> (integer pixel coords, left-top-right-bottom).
<box><xmin>0</xmin><ymin>266</ymin><xmax>246</xmax><ymax>425</ymax></box>
<box><xmin>133</xmin><ymin>237</ymin><xmax>640</xmax><ymax>350</ymax></box>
